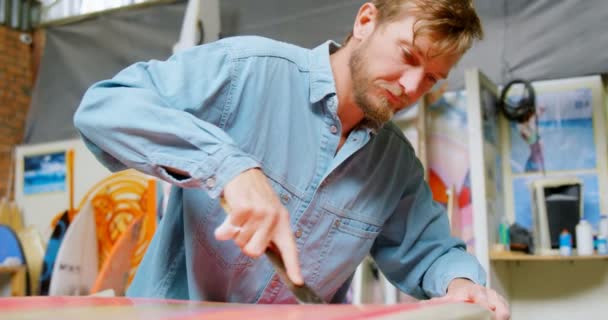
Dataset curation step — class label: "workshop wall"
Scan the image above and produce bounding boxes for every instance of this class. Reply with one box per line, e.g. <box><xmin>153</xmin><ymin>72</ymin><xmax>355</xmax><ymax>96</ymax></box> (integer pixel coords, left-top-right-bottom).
<box><xmin>0</xmin><ymin>26</ymin><xmax>42</xmax><ymax>198</ymax></box>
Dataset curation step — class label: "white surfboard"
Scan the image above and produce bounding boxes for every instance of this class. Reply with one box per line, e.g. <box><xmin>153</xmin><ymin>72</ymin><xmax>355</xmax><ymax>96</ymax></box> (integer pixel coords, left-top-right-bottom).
<box><xmin>49</xmin><ymin>200</ymin><xmax>98</xmax><ymax>296</ymax></box>
<box><xmin>16</xmin><ymin>226</ymin><xmax>45</xmax><ymax>295</ymax></box>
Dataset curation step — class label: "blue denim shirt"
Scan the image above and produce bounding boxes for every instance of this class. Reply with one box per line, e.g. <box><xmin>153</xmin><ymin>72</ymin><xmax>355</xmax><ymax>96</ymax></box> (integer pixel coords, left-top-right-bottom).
<box><xmin>73</xmin><ymin>36</ymin><xmax>486</xmax><ymax>303</ymax></box>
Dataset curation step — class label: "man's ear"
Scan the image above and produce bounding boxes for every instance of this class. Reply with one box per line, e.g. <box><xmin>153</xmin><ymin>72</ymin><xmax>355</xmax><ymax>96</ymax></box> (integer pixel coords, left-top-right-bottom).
<box><xmin>352</xmin><ymin>3</ymin><xmax>378</xmax><ymax>41</ymax></box>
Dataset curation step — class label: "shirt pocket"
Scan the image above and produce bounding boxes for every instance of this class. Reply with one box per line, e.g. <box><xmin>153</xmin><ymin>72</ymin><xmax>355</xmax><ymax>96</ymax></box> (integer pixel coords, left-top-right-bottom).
<box><xmin>311</xmin><ymin>207</ymin><xmax>381</xmax><ymax>300</ymax></box>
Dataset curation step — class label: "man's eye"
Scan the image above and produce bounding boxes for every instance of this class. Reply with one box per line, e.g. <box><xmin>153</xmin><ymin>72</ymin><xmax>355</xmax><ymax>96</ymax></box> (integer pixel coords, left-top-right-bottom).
<box><xmin>427</xmin><ymin>75</ymin><xmax>438</xmax><ymax>83</ymax></box>
<box><xmin>401</xmin><ymin>48</ymin><xmax>413</xmax><ymax>62</ymax></box>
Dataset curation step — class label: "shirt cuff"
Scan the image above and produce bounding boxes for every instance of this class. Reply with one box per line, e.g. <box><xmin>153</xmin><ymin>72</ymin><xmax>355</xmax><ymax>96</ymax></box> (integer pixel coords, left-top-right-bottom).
<box><xmin>202</xmin><ymin>151</ymin><xmax>261</xmax><ymax>198</ymax></box>
<box><xmin>150</xmin><ymin>145</ymin><xmax>260</xmax><ymax>198</ymax></box>
<box><xmin>421</xmin><ymin>248</ymin><xmax>487</xmax><ymax>298</ymax></box>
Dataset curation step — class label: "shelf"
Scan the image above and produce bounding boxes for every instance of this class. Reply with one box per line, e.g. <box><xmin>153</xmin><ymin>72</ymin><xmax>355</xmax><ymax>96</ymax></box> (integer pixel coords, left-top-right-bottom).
<box><xmin>0</xmin><ymin>265</ymin><xmax>26</xmax><ymax>273</ymax></box>
<box><xmin>490</xmin><ymin>251</ymin><xmax>608</xmax><ymax>261</ymax></box>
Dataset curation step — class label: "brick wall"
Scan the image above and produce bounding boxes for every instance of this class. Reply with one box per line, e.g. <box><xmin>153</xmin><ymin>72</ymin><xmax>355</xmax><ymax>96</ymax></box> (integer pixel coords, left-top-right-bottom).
<box><xmin>0</xmin><ymin>26</ymin><xmax>42</xmax><ymax>198</ymax></box>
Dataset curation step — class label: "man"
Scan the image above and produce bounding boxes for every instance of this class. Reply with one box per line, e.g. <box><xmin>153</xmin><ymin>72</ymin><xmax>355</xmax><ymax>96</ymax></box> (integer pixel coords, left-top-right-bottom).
<box><xmin>74</xmin><ymin>0</ymin><xmax>509</xmax><ymax>318</ymax></box>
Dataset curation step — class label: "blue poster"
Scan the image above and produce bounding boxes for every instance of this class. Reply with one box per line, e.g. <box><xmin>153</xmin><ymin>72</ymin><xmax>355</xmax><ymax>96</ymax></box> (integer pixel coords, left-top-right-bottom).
<box><xmin>23</xmin><ymin>151</ymin><xmax>67</xmax><ymax>195</ymax></box>
<box><xmin>510</xmin><ymin>88</ymin><xmax>595</xmax><ymax>173</ymax></box>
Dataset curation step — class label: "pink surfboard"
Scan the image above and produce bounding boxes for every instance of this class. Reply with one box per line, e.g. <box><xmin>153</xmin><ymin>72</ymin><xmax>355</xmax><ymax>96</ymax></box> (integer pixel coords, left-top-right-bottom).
<box><xmin>0</xmin><ymin>296</ymin><xmax>491</xmax><ymax>320</ymax></box>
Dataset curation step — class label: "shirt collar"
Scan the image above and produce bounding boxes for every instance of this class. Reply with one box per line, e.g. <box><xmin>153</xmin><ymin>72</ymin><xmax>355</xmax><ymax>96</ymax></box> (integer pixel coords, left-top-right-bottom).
<box><xmin>309</xmin><ymin>40</ymin><xmax>340</xmax><ymax>104</ymax></box>
<box><xmin>308</xmin><ymin>41</ymin><xmax>379</xmax><ymax>136</ymax></box>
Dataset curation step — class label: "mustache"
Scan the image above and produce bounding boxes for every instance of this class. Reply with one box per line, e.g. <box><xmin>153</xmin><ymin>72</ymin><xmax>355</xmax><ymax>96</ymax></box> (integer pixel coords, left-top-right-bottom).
<box><xmin>378</xmin><ymin>83</ymin><xmax>403</xmax><ymax>97</ymax></box>
<box><xmin>377</xmin><ymin>83</ymin><xmax>410</xmax><ymax>106</ymax></box>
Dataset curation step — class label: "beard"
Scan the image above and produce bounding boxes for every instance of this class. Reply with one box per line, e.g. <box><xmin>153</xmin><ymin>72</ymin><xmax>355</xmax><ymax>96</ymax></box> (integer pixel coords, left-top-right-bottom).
<box><xmin>349</xmin><ymin>43</ymin><xmax>395</xmax><ymax>130</ymax></box>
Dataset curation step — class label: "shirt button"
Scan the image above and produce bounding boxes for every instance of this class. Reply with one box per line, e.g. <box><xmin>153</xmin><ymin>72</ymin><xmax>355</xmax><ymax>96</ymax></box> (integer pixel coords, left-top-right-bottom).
<box><xmin>334</xmin><ymin>220</ymin><xmax>340</xmax><ymax>228</ymax></box>
<box><xmin>330</xmin><ymin>125</ymin><xmax>338</xmax><ymax>134</ymax></box>
<box><xmin>295</xmin><ymin>229</ymin><xmax>302</xmax><ymax>238</ymax></box>
<box><xmin>280</xmin><ymin>194</ymin><xmax>290</xmax><ymax>205</ymax></box>
<box><xmin>205</xmin><ymin>177</ymin><xmax>216</xmax><ymax>188</ymax></box>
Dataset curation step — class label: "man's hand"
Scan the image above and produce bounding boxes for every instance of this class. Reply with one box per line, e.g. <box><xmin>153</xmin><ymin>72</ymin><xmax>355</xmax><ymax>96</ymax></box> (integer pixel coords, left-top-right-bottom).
<box><xmin>431</xmin><ymin>278</ymin><xmax>510</xmax><ymax>320</ymax></box>
<box><xmin>214</xmin><ymin>168</ymin><xmax>304</xmax><ymax>286</ymax></box>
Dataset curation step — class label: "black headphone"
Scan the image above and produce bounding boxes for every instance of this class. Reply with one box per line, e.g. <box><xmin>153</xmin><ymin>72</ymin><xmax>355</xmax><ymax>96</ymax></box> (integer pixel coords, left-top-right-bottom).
<box><xmin>498</xmin><ymin>79</ymin><xmax>536</xmax><ymax>123</ymax></box>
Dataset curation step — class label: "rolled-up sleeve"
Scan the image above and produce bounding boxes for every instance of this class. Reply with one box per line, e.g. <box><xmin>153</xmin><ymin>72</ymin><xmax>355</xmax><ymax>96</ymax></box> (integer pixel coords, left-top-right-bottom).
<box><xmin>370</xmin><ymin>154</ymin><xmax>486</xmax><ymax>299</ymax></box>
<box><xmin>73</xmin><ymin>40</ymin><xmax>259</xmax><ymax>198</ymax></box>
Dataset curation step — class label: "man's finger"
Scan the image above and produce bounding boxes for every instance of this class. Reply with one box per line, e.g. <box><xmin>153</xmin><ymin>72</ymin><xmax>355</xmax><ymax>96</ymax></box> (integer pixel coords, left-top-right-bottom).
<box><xmin>243</xmin><ymin>221</ymin><xmax>276</xmax><ymax>257</ymax></box>
<box><xmin>486</xmin><ymin>289</ymin><xmax>498</xmax><ymax>311</ymax></box>
<box><xmin>214</xmin><ymin>219</ymin><xmax>242</xmax><ymax>241</ymax></box>
<box><xmin>488</xmin><ymin>290</ymin><xmax>510</xmax><ymax>319</ymax></box>
<box><xmin>470</xmin><ymin>289</ymin><xmax>492</xmax><ymax>311</ymax></box>
<box><xmin>273</xmin><ymin>219</ymin><xmax>303</xmax><ymax>286</ymax></box>
<box><xmin>216</xmin><ymin>202</ymin><xmax>249</xmax><ymax>241</ymax></box>
<box><xmin>223</xmin><ymin>204</ymin><xmax>249</xmax><ymax>227</ymax></box>
<box><xmin>495</xmin><ymin>306</ymin><xmax>511</xmax><ymax>320</ymax></box>
<box><xmin>234</xmin><ymin>222</ymin><xmax>257</xmax><ymax>249</ymax></box>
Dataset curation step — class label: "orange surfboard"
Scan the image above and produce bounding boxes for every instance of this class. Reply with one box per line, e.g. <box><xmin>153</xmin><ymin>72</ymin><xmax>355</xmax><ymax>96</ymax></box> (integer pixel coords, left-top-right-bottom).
<box><xmin>80</xmin><ymin>171</ymin><xmax>157</xmax><ymax>286</ymax></box>
<box><xmin>91</xmin><ymin>216</ymin><xmax>144</xmax><ymax>296</ymax></box>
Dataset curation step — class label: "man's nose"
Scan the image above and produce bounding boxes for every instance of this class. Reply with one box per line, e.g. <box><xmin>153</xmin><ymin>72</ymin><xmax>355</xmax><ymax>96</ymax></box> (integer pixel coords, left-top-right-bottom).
<box><xmin>398</xmin><ymin>68</ymin><xmax>426</xmax><ymax>98</ymax></box>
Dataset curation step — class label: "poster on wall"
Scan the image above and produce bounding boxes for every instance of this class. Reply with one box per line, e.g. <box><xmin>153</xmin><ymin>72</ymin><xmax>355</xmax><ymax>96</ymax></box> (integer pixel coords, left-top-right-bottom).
<box><xmin>23</xmin><ymin>151</ymin><xmax>67</xmax><ymax>195</ymax></box>
<box><xmin>509</xmin><ymin>87</ymin><xmax>595</xmax><ymax>173</ymax></box>
<box><xmin>427</xmin><ymin>91</ymin><xmax>475</xmax><ymax>251</ymax></box>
